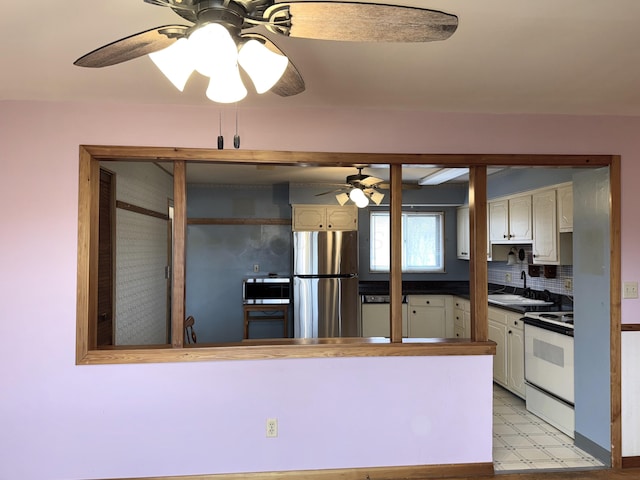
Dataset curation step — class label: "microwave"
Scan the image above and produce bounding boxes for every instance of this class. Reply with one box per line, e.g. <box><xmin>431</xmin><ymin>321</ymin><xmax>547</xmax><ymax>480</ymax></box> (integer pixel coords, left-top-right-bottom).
<box><xmin>243</xmin><ymin>277</ymin><xmax>291</xmax><ymax>305</ymax></box>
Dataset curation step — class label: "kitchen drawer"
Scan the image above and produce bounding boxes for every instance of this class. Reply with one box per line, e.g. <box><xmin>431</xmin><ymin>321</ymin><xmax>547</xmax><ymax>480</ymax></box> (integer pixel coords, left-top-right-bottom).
<box><xmin>507</xmin><ymin>313</ymin><xmax>524</xmax><ymax>331</ymax></box>
<box><xmin>453</xmin><ymin>297</ymin><xmax>470</xmax><ymax>312</ymax></box>
<box><xmin>408</xmin><ymin>295</ymin><xmax>446</xmax><ymax>307</ymax></box>
<box><xmin>488</xmin><ymin>306</ymin><xmax>508</xmax><ymax>325</ymax></box>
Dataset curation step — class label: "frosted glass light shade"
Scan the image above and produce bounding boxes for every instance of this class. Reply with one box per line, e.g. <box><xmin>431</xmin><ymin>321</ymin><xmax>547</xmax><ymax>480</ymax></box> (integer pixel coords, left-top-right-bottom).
<box><xmin>349</xmin><ymin>188</ymin><xmax>369</xmax><ymax>208</ymax></box>
<box><xmin>238</xmin><ymin>40</ymin><xmax>288</xmax><ymax>94</ymax></box>
<box><xmin>189</xmin><ymin>23</ymin><xmax>238</xmax><ymax>77</ymax></box>
<box><xmin>205</xmin><ymin>64</ymin><xmax>247</xmax><ymax>103</ymax></box>
<box><xmin>149</xmin><ymin>38</ymin><xmax>195</xmax><ymax>91</ymax></box>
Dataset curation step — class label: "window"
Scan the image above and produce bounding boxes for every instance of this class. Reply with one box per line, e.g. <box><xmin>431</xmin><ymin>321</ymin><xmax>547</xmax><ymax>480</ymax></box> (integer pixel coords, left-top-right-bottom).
<box><xmin>76</xmin><ymin>146</ymin><xmax>613</xmax><ymax>367</ymax></box>
<box><xmin>370</xmin><ymin>211</ymin><xmax>444</xmax><ymax>273</ymax></box>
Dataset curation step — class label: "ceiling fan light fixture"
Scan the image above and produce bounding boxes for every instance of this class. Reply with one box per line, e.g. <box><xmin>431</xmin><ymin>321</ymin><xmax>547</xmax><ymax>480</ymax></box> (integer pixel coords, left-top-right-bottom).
<box><xmin>189</xmin><ymin>23</ymin><xmax>238</xmax><ymax>77</ymax></box>
<box><xmin>238</xmin><ymin>40</ymin><xmax>289</xmax><ymax>94</ymax></box>
<box><xmin>418</xmin><ymin>168</ymin><xmax>469</xmax><ymax>185</ymax></box>
<box><xmin>149</xmin><ymin>37</ymin><xmax>195</xmax><ymax>91</ymax></box>
<box><xmin>205</xmin><ymin>64</ymin><xmax>247</xmax><ymax>103</ymax></box>
<box><xmin>349</xmin><ymin>187</ymin><xmax>369</xmax><ymax>208</ymax></box>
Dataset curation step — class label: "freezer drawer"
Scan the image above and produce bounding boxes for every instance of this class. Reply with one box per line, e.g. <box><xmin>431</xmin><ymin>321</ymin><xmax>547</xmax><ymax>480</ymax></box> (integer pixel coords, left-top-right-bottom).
<box><xmin>293</xmin><ymin>276</ymin><xmax>359</xmax><ymax>338</ymax></box>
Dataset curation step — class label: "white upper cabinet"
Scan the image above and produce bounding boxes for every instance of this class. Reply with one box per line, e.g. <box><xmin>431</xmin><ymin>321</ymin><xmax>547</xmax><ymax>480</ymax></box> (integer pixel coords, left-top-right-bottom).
<box><xmin>326</xmin><ymin>206</ymin><xmax>358</xmax><ymax>230</ymax></box>
<box><xmin>457</xmin><ymin>205</ymin><xmax>491</xmax><ymax>261</ymax></box>
<box><xmin>292</xmin><ymin>205</ymin><xmax>357</xmax><ymax>231</ymax></box>
<box><xmin>489</xmin><ymin>194</ymin><xmax>532</xmax><ymax>243</ymax></box>
<box><xmin>557</xmin><ymin>184</ymin><xmax>573</xmax><ymax>233</ymax></box>
<box><xmin>531</xmin><ymin>185</ymin><xmax>573</xmax><ymax>265</ymax></box>
<box><xmin>456</xmin><ymin>206</ymin><xmax>470</xmax><ymax>259</ymax></box>
<box><xmin>532</xmin><ymin>189</ymin><xmax>558</xmax><ymax>264</ymax></box>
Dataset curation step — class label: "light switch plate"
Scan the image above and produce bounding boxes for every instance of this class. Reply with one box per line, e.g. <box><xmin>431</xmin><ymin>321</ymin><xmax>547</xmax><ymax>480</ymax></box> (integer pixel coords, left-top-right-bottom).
<box><xmin>623</xmin><ymin>281</ymin><xmax>639</xmax><ymax>299</ymax></box>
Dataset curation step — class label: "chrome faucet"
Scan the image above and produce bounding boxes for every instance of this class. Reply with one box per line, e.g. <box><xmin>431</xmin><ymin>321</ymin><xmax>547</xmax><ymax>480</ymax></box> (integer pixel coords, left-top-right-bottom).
<box><xmin>520</xmin><ymin>270</ymin><xmax>527</xmax><ymax>290</ymax></box>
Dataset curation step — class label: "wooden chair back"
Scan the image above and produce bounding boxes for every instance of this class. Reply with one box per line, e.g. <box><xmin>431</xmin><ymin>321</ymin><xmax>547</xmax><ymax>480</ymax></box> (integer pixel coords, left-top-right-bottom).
<box><xmin>184</xmin><ymin>315</ymin><xmax>197</xmax><ymax>344</ymax></box>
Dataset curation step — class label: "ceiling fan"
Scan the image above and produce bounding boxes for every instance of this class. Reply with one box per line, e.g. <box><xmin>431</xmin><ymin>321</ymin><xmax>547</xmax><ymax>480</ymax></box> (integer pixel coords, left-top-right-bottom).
<box><xmin>316</xmin><ymin>167</ymin><xmax>387</xmax><ymax>207</ymax></box>
<box><xmin>73</xmin><ymin>0</ymin><xmax>459</xmax><ymax>101</ymax></box>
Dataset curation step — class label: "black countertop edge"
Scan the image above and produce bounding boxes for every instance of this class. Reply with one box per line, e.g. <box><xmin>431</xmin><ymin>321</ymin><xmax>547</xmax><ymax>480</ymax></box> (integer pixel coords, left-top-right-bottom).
<box><xmin>359</xmin><ymin>281</ymin><xmax>470</xmax><ymax>296</ymax></box>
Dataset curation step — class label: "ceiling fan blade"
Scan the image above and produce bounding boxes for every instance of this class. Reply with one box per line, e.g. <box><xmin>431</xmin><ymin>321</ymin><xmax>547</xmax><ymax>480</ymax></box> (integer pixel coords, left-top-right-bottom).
<box><xmin>315</xmin><ymin>188</ymin><xmax>344</xmax><ymax>196</ymax></box>
<box><xmin>74</xmin><ymin>25</ymin><xmax>189</xmax><ymax>68</ymax></box>
<box><xmin>265</xmin><ymin>2</ymin><xmax>457</xmax><ymax>42</ymax></box>
<box><xmin>242</xmin><ymin>33</ymin><xmax>305</xmax><ymax>97</ymax></box>
<box><xmin>359</xmin><ymin>175</ymin><xmax>384</xmax><ymax>187</ymax></box>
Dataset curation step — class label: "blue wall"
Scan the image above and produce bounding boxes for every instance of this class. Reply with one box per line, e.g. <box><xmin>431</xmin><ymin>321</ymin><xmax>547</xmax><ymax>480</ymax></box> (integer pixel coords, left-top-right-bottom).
<box><xmin>573</xmin><ymin>167</ymin><xmax>611</xmax><ymax>461</ymax></box>
<box><xmin>487</xmin><ymin>167</ymin><xmax>575</xmax><ymax>200</ymax></box>
<box><xmin>186</xmin><ymin>184</ymin><xmax>292</xmax><ymax>342</ymax></box>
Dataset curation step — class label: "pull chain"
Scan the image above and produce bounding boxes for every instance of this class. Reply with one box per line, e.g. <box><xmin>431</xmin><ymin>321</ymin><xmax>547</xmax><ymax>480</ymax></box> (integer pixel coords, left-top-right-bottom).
<box><xmin>234</xmin><ymin>103</ymin><xmax>240</xmax><ymax>149</ymax></box>
<box><xmin>217</xmin><ymin>111</ymin><xmax>224</xmax><ymax>149</ymax></box>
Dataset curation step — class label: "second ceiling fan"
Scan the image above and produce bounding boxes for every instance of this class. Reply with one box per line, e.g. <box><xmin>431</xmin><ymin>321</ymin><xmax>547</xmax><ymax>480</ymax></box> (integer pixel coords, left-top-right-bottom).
<box><xmin>316</xmin><ymin>167</ymin><xmax>419</xmax><ymax>208</ymax></box>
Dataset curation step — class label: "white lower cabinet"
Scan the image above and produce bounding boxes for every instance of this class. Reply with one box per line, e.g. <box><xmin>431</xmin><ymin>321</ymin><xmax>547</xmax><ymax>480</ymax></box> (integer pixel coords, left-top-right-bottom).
<box><xmin>507</xmin><ymin>317</ymin><xmax>526</xmax><ymax>397</ymax></box>
<box><xmin>453</xmin><ymin>297</ymin><xmax>471</xmax><ymax>338</ymax></box>
<box><xmin>488</xmin><ymin>306</ymin><xmax>525</xmax><ymax>398</ymax></box>
<box><xmin>361</xmin><ymin>303</ymin><xmax>408</xmax><ymax>337</ymax></box>
<box><xmin>407</xmin><ymin>295</ymin><xmax>453</xmax><ymax>338</ymax></box>
<box><xmin>489</xmin><ymin>313</ymin><xmax>508</xmax><ymax>385</ymax></box>
<box><xmin>361</xmin><ymin>295</ymin><xmax>456</xmax><ymax>338</ymax></box>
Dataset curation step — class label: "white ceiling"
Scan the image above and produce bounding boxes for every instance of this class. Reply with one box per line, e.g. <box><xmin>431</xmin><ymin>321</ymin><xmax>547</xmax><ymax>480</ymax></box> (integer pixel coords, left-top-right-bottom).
<box><xmin>4</xmin><ymin>0</ymin><xmax>640</xmax><ymax>115</ymax></box>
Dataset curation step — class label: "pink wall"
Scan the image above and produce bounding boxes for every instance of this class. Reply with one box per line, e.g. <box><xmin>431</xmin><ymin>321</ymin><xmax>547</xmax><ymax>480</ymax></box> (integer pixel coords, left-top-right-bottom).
<box><xmin>1</xmin><ymin>100</ymin><xmax>639</xmax><ymax>479</ymax></box>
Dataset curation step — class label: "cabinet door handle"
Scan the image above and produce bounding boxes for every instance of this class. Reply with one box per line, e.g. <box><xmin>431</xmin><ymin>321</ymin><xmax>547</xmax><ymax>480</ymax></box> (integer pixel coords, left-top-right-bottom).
<box><xmin>426</xmin><ymin>301</ymin><xmax>430</xmax><ymax>305</ymax></box>
<box><xmin>412</xmin><ymin>310</ymin><xmax>416</xmax><ymax>314</ymax></box>
<box><xmin>503</xmin><ymin>234</ymin><xmax>508</xmax><ymax>238</ymax></box>
<box><xmin>508</xmin><ymin>330</ymin><xmax>512</xmax><ymax>334</ymax></box>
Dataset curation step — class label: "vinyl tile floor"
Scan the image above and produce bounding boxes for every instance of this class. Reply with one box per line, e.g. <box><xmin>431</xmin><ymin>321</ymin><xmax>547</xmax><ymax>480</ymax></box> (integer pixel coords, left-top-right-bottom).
<box><xmin>493</xmin><ymin>384</ymin><xmax>606</xmax><ymax>472</ymax></box>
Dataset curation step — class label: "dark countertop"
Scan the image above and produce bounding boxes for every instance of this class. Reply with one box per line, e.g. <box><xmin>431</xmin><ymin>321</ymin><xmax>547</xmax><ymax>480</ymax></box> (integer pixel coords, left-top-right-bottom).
<box><xmin>358</xmin><ymin>281</ymin><xmax>573</xmax><ymax>313</ymax></box>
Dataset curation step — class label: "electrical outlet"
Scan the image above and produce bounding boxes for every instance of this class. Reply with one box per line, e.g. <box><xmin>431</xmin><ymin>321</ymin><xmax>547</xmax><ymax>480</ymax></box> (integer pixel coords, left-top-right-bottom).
<box><xmin>623</xmin><ymin>281</ymin><xmax>639</xmax><ymax>299</ymax></box>
<box><xmin>564</xmin><ymin>278</ymin><xmax>573</xmax><ymax>291</ymax></box>
<box><xmin>253</xmin><ymin>264</ymin><xmax>260</xmax><ymax>273</ymax></box>
<box><xmin>505</xmin><ymin>273</ymin><xmax>512</xmax><ymax>283</ymax></box>
<box><xmin>266</xmin><ymin>418</ymin><xmax>278</xmax><ymax>438</ymax></box>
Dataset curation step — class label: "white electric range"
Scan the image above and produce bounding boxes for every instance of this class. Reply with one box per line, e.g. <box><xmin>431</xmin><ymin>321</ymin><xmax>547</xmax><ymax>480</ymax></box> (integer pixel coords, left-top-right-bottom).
<box><xmin>522</xmin><ymin>310</ymin><xmax>575</xmax><ymax>438</ymax></box>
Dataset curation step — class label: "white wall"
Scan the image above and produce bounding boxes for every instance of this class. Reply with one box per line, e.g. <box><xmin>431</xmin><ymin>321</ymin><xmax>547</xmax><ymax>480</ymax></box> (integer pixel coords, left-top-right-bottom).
<box><xmin>622</xmin><ymin>332</ymin><xmax>640</xmax><ymax>457</ymax></box>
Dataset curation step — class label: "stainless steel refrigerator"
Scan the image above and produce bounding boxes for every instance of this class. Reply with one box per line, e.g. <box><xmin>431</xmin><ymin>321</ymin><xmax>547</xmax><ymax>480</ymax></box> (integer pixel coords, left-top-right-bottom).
<box><xmin>293</xmin><ymin>230</ymin><xmax>359</xmax><ymax>338</ymax></box>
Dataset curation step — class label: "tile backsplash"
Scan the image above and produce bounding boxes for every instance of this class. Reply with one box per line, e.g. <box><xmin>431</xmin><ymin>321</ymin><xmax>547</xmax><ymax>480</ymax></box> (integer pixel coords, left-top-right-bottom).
<box><xmin>487</xmin><ymin>245</ymin><xmax>573</xmax><ymax>296</ymax></box>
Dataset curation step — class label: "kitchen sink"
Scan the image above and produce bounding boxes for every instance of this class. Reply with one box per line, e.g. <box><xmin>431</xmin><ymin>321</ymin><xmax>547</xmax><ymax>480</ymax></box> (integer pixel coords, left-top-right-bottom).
<box><xmin>488</xmin><ymin>294</ymin><xmax>554</xmax><ymax>306</ymax></box>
